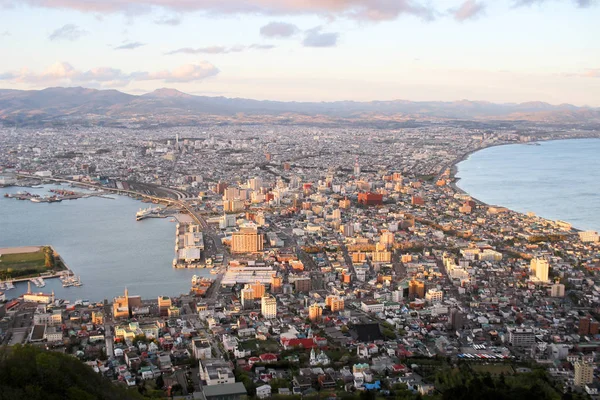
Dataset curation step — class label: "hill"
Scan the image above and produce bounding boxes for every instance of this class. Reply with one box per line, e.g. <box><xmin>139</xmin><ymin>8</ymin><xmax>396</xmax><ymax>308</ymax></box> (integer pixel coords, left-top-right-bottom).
<box><xmin>0</xmin><ymin>345</ymin><xmax>144</xmax><ymax>400</ymax></box>
<box><xmin>0</xmin><ymin>87</ymin><xmax>599</xmax><ymax>126</ymax></box>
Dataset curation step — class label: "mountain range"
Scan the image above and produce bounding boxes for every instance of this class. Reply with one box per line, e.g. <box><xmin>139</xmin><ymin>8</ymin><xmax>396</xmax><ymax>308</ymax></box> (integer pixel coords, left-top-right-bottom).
<box><xmin>1</xmin><ymin>87</ymin><xmax>599</xmax><ymax>126</ymax></box>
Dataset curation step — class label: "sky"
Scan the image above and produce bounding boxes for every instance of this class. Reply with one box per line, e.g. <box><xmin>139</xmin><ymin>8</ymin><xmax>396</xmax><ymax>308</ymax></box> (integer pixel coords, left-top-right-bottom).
<box><xmin>0</xmin><ymin>0</ymin><xmax>598</xmax><ymax>106</ymax></box>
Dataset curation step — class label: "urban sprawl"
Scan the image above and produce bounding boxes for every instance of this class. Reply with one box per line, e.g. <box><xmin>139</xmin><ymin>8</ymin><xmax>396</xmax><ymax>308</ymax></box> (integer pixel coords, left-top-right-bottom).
<box><xmin>1</xmin><ymin>123</ymin><xmax>600</xmax><ymax>400</ymax></box>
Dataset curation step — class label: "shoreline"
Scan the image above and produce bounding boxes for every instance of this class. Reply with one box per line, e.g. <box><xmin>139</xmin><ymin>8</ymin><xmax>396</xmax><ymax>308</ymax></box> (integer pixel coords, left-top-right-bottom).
<box><xmin>447</xmin><ymin>137</ymin><xmax>600</xmax><ymax>232</ymax></box>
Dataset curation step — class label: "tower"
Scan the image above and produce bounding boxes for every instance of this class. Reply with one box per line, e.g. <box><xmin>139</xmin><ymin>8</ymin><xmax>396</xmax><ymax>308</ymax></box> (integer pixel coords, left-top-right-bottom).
<box><xmin>353</xmin><ymin>156</ymin><xmax>361</xmax><ymax>176</ymax></box>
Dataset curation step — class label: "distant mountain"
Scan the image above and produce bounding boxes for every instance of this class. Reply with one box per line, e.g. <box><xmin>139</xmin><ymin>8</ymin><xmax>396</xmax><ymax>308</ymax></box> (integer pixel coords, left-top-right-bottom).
<box><xmin>0</xmin><ymin>86</ymin><xmax>598</xmax><ymax>126</ymax></box>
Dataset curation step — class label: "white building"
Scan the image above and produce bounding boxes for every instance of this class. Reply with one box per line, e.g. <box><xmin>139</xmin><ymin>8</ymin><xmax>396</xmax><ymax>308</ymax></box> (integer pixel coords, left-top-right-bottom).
<box><xmin>256</xmin><ymin>385</ymin><xmax>272</xmax><ymax>399</ymax></box>
<box><xmin>261</xmin><ymin>295</ymin><xmax>277</xmax><ymax>319</ymax></box>
<box><xmin>425</xmin><ymin>289</ymin><xmax>443</xmax><ymax>303</ymax></box>
<box><xmin>508</xmin><ymin>327</ymin><xmax>535</xmax><ymax>348</ymax></box>
<box><xmin>361</xmin><ymin>300</ymin><xmax>384</xmax><ymax>313</ymax></box>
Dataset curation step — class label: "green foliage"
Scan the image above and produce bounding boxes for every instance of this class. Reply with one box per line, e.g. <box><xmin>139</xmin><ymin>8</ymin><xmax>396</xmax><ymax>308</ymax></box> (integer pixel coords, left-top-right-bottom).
<box><xmin>0</xmin><ymin>345</ymin><xmax>145</xmax><ymax>400</ymax></box>
<box><xmin>434</xmin><ymin>366</ymin><xmax>566</xmax><ymax>400</ymax></box>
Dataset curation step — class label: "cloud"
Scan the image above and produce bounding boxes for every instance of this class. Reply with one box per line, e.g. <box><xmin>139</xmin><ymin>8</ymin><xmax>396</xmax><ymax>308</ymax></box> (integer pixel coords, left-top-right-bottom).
<box><xmin>260</xmin><ymin>21</ymin><xmax>300</xmax><ymax>38</ymax></box>
<box><xmin>514</xmin><ymin>0</ymin><xmax>597</xmax><ymax>7</ymax></box>
<box><xmin>452</xmin><ymin>0</ymin><xmax>485</xmax><ymax>21</ymax></box>
<box><xmin>114</xmin><ymin>41</ymin><xmax>146</xmax><ymax>50</ymax></box>
<box><xmin>1</xmin><ymin>31</ymin><xmax>10</xmax><ymax>37</ymax></box>
<box><xmin>4</xmin><ymin>0</ymin><xmax>436</xmax><ymax>22</ymax></box>
<box><xmin>581</xmin><ymin>69</ymin><xmax>600</xmax><ymax>78</ymax></box>
<box><xmin>48</xmin><ymin>24</ymin><xmax>87</xmax><ymax>41</ymax></box>
<box><xmin>0</xmin><ymin>61</ymin><xmax>219</xmax><ymax>87</ymax></box>
<box><xmin>302</xmin><ymin>26</ymin><xmax>339</xmax><ymax>47</ymax></box>
<box><xmin>155</xmin><ymin>15</ymin><xmax>181</xmax><ymax>25</ymax></box>
<box><xmin>167</xmin><ymin>44</ymin><xmax>274</xmax><ymax>55</ymax></box>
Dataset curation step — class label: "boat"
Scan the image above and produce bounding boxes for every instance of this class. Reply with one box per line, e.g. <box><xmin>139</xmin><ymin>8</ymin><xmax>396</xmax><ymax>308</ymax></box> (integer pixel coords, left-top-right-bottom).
<box><xmin>136</xmin><ymin>206</ymin><xmax>161</xmax><ymax>221</ymax></box>
<box><xmin>192</xmin><ymin>274</ymin><xmax>199</xmax><ymax>285</ymax></box>
<box><xmin>5</xmin><ymin>280</ymin><xmax>15</xmax><ymax>290</ymax></box>
<box><xmin>73</xmin><ymin>276</ymin><xmax>82</xmax><ymax>286</ymax></box>
<box><xmin>38</xmin><ymin>277</ymin><xmax>46</xmax><ymax>287</ymax></box>
<box><xmin>0</xmin><ymin>282</ymin><xmax>5</xmax><ymax>290</ymax></box>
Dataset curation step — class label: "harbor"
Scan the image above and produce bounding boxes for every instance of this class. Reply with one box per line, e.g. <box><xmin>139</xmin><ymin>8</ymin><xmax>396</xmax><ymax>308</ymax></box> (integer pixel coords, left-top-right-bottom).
<box><xmin>3</xmin><ymin>188</ymin><xmax>114</xmax><ymax>203</ymax></box>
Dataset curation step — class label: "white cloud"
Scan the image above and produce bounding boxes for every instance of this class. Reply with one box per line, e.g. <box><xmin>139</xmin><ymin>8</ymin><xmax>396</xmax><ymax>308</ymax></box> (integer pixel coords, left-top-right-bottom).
<box><xmin>48</xmin><ymin>24</ymin><xmax>87</xmax><ymax>41</ymax></box>
<box><xmin>0</xmin><ymin>61</ymin><xmax>219</xmax><ymax>87</ymax></box>
<box><xmin>303</xmin><ymin>26</ymin><xmax>339</xmax><ymax>47</ymax></box>
<box><xmin>167</xmin><ymin>44</ymin><xmax>274</xmax><ymax>55</ymax></box>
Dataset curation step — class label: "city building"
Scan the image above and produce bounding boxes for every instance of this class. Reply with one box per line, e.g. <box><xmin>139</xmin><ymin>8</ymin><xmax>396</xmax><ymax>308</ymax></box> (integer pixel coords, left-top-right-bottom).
<box><xmin>409</xmin><ymin>280</ymin><xmax>425</xmax><ymax>299</ymax></box>
<box><xmin>309</xmin><ymin>304</ymin><xmax>323</xmax><ymax>322</ymax></box>
<box><xmin>425</xmin><ymin>289</ymin><xmax>443</xmax><ymax>303</ymax></box>
<box><xmin>574</xmin><ymin>361</ymin><xmax>595</xmax><ymax>387</ymax></box>
<box><xmin>530</xmin><ymin>258</ymin><xmax>549</xmax><ymax>282</ymax></box>
<box><xmin>113</xmin><ymin>288</ymin><xmax>143</xmax><ymax>319</ymax></box>
<box><xmin>508</xmin><ymin>328</ymin><xmax>535</xmax><ymax>348</ymax></box>
<box><xmin>358</xmin><ymin>192</ymin><xmax>383</xmax><ymax>206</ymax></box>
<box><xmin>270</xmin><ymin>275</ymin><xmax>282</xmax><ymax>293</ymax></box>
<box><xmin>361</xmin><ymin>300</ymin><xmax>384</xmax><ymax>313</ymax></box>
<box><xmin>231</xmin><ymin>226</ymin><xmax>264</xmax><ymax>253</ymax></box>
<box><xmin>261</xmin><ymin>295</ymin><xmax>277</xmax><ymax>319</ymax></box>
<box><xmin>550</xmin><ymin>283</ymin><xmax>565</xmax><ymax>297</ymax></box>
<box><xmin>325</xmin><ymin>295</ymin><xmax>345</xmax><ymax>312</ymax></box>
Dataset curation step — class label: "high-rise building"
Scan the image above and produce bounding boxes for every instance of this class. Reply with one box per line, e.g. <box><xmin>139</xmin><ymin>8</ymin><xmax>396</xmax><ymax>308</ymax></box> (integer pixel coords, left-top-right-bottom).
<box><xmin>248</xmin><ymin>177</ymin><xmax>263</xmax><ymax>191</ymax></box>
<box><xmin>158</xmin><ymin>296</ymin><xmax>172</xmax><ymax>317</ymax></box>
<box><xmin>409</xmin><ymin>280</ymin><xmax>425</xmax><ymax>299</ymax></box>
<box><xmin>261</xmin><ymin>296</ymin><xmax>277</xmax><ymax>319</ymax></box>
<box><xmin>579</xmin><ymin>317</ymin><xmax>591</xmax><ymax>335</ymax></box>
<box><xmin>270</xmin><ymin>275</ymin><xmax>282</xmax><ymax>293</ymax></box>
<box><xmin>231</xmin><ymin>226</ymin><xmax>264</xmax><ymax>253</ymax></box>
<box><xmin>294</xmin><ymin>277</ymin><xmax>312</xmax><ymax>293</ymax></box>
<box><xmin>309</xmin><ymin>304</ymin><xmax>323</xmax><ymax>322</ymax></box>
<box><xmin>251</xmin><ymin>281</ymin><xmax>266</xmax><ymax>299</ymax></box>
<box><xmin>353</xmin><ymin>157</ymin><xmax>361</xmax><ymax>175</ymax></box>
<box><xmin>450</xmin><ymin>308</ymin><xmax>464</xmax><ymax>331</ymax></box>
<box><xmin>550</xmin><ymin>283</ymin><xmax>565</xmax><ymax>297</ymax></box>
<box><xmin>379</xmin><ymin>231</ymin><xmax>395</xmax><ymax>248</ymax></box>
<box><xmin>508</xmin><ymin>328</ymin><xmax>535</xmax><ymax>348</ymax></box>
<box><xmin>325</xmin><ymin>295</ymin><xmax>344</xmax><ymax>312</ymax></box>
<box><xmin>530</xmin><ymin>258</ymin><xmax>549</xmax><ymax>282</ymax></box>
<box><xmin>425</xmin><ymin>289</ymin><xmax>443</xmax><ymax>303</ymax></box>
<box><xmin>241</xmin><ymin>287</ymin><xmax>255</xmax><ymax>309</ymax></box>
<box><xmin>574</xmin><ymin>361</ymin><xmax>594</xmax><ymax>386</ymax></box>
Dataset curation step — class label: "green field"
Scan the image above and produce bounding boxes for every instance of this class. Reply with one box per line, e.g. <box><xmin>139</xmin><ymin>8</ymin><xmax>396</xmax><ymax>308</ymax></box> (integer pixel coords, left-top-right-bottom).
<box><xmin>0</xmin><ymin>247</ymin><xmax>65</xmax><ymax>279</ymax></box>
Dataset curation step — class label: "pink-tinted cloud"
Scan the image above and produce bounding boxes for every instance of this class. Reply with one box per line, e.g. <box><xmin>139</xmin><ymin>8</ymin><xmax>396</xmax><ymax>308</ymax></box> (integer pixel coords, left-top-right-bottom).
<box><xmin>582</xmin><ymin>69</ymin><xmax>600</xmax><ymax>78</ymax></box>
<box><xmin>2</xmin><ymin>0</ymin><xmax>435</xmax><ymax>21</ymax></box>
<box><xmin>166</xmin><ymin>44</ymin><xmax>274</xmax><ymax>55</ymax></box>
<box><xmin>452</xmin><ymin>0</ymin><xmax>485</xmax><ymax>21</ymax></box>
<box><xmin>0</xmin><ymin>61</ymin><xmax>219</xmax><ymax>87</ymax></box>
<box><xmin>514</xmin><ymin>0</ymin><xmax>596</xmax><ymax>7</ymax></box>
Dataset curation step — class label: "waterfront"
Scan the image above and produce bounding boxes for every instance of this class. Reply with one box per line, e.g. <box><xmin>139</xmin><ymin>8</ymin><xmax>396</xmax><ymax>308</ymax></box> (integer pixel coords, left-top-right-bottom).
<box><xmin>457</xmin><ymin>138</ymin><xmax>600</xmax><ymax>232</ymax></box>
<box><xmin>0</xmin><ymin>185</ymin><xmax>211</xmax><ymax>302</ymax></box>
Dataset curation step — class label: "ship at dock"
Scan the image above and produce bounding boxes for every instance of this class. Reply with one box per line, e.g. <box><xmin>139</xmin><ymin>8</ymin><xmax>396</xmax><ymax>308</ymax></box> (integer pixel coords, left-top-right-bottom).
<box><xmin>136</xmin><ymin>206</ymin><xmax>162</xmax><ymax>221</ymax></box>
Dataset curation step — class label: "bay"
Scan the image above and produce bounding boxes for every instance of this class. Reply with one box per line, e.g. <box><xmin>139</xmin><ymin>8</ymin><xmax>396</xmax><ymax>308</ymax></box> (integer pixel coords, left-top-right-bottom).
<box><xmin>456</xmin><ymin>138</ymin><xmax>600</xmax><ymax>232</ymax></box>
<box><xmin>0</xmin><ymin>184</ymin><xmax>210</xmax><ymax>302</ymax></box>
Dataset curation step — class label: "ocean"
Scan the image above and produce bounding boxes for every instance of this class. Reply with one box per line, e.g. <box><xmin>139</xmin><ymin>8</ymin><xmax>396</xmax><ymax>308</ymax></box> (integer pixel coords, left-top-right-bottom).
<box><xmin>0</xmin><ymin>184</ymin><xmax>211</xmax><ymax>302</ymax></box>
<box><xmin>456</xmin><ymin>138</ymin><xmax>600</xmax><ymax>232</ymax></box>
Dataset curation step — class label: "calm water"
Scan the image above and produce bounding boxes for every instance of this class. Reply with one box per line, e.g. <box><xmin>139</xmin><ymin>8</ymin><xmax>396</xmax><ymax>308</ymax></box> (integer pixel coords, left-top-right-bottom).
<box><xmin>457</xmin><ymin>138</ymin><xmax>600</xmax><ymax>232</ymax></box>
<box><xmin>0</xmin><ymin>185</ymin><xmax>210</xmax><ymax>302</ymax></box>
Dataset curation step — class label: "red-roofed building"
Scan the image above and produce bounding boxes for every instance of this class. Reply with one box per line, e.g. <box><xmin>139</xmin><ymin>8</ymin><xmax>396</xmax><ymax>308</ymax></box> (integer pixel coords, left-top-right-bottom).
<box><xmin>259</xmin><ymin>353</ymin><xmax>278</xmax><ymax>363</ymax></box>
<box><xmin>281</xmin><ymin>337</ymin><xmax>318</xmax><ymax>350</ymax></box>
<box><xmin>248</xmin><ymin>357</ymin><xmax>261</xmax><ymax>365</ymax></box>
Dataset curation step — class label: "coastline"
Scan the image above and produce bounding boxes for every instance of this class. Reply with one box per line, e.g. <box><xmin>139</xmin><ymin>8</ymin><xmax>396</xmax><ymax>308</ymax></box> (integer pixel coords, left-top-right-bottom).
<box><xmin>447</xmin><ymin>137</ymin><xmax>600</xmax><ymax>232</ymax></box>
